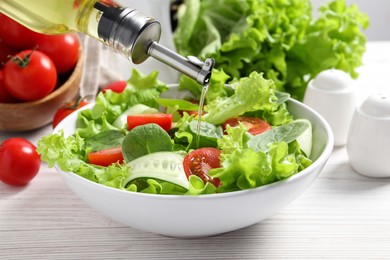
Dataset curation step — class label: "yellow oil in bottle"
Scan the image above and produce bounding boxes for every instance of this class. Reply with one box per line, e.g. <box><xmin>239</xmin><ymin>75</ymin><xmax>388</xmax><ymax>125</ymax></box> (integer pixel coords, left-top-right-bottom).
<box><xmin>0</xmin><ymin>0</ymin><xmax>110</xmax><ymax>38</ymax></box>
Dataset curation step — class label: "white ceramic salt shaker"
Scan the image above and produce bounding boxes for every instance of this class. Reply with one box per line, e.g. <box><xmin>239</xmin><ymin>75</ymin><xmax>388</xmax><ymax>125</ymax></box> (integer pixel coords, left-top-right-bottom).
<box><xmin>303</xmin><ymin>69</ymin><xmax>357</xmax><ymax>146</ymax></box>
<box><xmin>347</xmin><ymin>92</ymin><xmax>390</xmax><ymax>177</ymax></box>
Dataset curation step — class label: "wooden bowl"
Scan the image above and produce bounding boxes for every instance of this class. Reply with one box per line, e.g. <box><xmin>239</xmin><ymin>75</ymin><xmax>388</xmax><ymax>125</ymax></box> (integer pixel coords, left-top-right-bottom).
<box><xmin>0</xmin><ymin>50</ymin><xmax>83</xmax><ymax>132</ymax></box>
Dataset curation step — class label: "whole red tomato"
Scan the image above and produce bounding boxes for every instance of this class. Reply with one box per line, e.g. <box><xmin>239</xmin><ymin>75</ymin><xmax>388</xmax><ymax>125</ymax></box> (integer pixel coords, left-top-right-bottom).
<box><xmin>52</xmin><ymin>100</ymin><xmax>89</xmax><ymax>128</ymax></box>
<box><xmin>0</xmin><ymin>138</ymin><xmax>41</xmax><ymax>186</ymax></box>
<box><xmin>3</xmin><ymin>50</ymin><xmax>57</xmax><ymax>101</ymax></box>
<box><xmin>34</xmin><ymin>33</ymin><xmax>80</xmax><ymax>74</ymax></box>
<box><xmin>0</xmin><ymin>70</ymin><xmax>18</xmax><ymax>103</ymax></box>
<box><xmin>0</xmin><ymin>13</ymin><xmax>38</xmax><ymax>49</ymax></box>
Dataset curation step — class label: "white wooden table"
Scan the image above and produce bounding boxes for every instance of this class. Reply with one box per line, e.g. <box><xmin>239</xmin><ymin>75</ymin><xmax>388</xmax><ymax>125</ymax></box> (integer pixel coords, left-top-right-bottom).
<box><xmin>1</xmin><ymin>42</ymin><xmax>390</xmax><ymax>259</ymax></box>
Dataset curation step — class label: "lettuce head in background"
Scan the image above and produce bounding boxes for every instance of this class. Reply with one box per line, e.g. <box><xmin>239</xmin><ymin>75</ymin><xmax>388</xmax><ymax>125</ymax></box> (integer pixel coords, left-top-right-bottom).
<box><xmin>173</xmin><ymin>0</ymin><xmax>369</xmax><ymax>100</ymax></box>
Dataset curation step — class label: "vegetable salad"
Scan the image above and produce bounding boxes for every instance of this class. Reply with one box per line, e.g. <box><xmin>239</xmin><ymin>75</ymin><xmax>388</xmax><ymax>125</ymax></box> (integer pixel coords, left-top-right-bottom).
<box><xmin>37</xmin><ymin>69</ymin><xmax>313</xmax><ymax>195</ymax></box>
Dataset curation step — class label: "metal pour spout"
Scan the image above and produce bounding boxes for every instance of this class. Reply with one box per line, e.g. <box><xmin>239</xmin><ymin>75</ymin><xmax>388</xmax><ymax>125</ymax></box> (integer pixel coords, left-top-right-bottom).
<box><xmin>148</xmin><ymin>42</ymin><xmax>214</xmax><ymax>86</ymax></box>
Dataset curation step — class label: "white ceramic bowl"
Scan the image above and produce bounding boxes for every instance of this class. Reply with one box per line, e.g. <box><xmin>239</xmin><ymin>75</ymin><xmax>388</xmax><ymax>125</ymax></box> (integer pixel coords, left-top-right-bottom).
<box><xmin>53</xmin><ymin>88</ymin><xmax>334</xmax><ymax>238</ymax></box>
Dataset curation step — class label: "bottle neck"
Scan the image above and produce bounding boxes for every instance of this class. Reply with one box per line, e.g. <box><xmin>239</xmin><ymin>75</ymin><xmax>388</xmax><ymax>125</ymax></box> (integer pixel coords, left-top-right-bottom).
<box><xmin>94</xmin><ymin>2</ymin><xmax>160</xmax><ymax>64</ymax></box>
<box><xmin>94</xmin><ymin>2</ymin><xmax>214</xmax><ymax>86</ymax></box>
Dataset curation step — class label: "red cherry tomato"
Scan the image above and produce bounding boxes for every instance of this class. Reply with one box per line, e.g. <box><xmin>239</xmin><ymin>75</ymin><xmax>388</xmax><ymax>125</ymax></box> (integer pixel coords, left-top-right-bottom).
<box><xmin>0</xmin><ymin>138</ymin><xmax>41</xmax><ymax>186</ymax></box>
<box><xmin>0</xmin><ymin>70</ymin><xmax>18</xmax><ymax>103</ymax></box>
<box><xmin>52</xmin><ymin>100</ymin><xmax>89</xmax><ymax>128</ymax></box>
<box><xmin>34</xmin><ymin>33</ymin><xmax>80</xmax><ymax>74</ymax></box>
<box><xmin>88</xmin><ymin>147</ymin><xmax>124</xmax><ymax>167</ymax></box>
<box><xmin>101</xmin><ymin>80</ymin><xmax>127</xmax><ymax>93</ymax></box>
<box><xmin>127</xmin><ymin>114</ymin><xmax>173</xmax><ymax>132</ymax></box>
<box><xmin>223</xmin><ymin>116</ymin><xmax>272</xmax><ymax>135</ymax></box>
<box><xmin>0</xmin><ymin>13</ymin><xmax>38</xmax><ymax>49</ymax></box>
<box><xmin>183</xmin><ymin>147</ymin><xmax>221</xmax><ymax>187</ymax></box>
<box><xmin>3</xmin><ymin>50</ymin><xmax>57</xmax><ymax>101</ymax></box>
<box><xmin>0</xmin><ymin>38</ymin><xmax>18</xmax><ymax>68</ymax></box>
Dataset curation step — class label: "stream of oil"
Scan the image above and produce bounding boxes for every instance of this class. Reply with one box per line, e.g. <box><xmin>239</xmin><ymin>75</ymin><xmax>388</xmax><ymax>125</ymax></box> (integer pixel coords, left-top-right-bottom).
<box><xmin>196</xmin><ymin>84</ymin><xmax>209</xmax><ymax>148</ymax></box>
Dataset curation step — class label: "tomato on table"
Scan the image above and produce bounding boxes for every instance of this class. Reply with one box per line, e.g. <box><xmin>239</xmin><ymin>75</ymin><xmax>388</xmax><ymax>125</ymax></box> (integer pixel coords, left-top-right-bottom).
<box><xmin>33</xmin><ymin>33</ymin><xmax>80</xmax><ymax>74</ymax></box>
<box><xmin>127</xmin><ymin>114</ymin><xmax>173</xmax><ymax>132</ymax></box>
<box><xmin>52</xmin><ymin>100</ymin><xmax>89</xmax><ymax>128</ymax></box>
<box><xmin>3</xmin><ymin>50</ymin><xmax>57</xmax><ymax>101</ymax></box>
<box><xmin>0</xmin><ymin>138</ymin><xmax>41</xmax><ymax>186</ymax></box>
<box><xmin>0</xmin><ymin>13</ymin><xmax>38</xmax><ymax>49</ymax></box>
<box><xmin>88</xmin><ymin>147</ymin><xmax>124</xmax><ymax>167</ymax></box>
<box><xmin>101</xmin><ymin>80</ymin><xmax>127</xmax><ymax>93</ymax></box>
<box><xmin>222</xmin><ymin>116</ymin><xmax>272</xmax><ymax>135</ymax></box>
<box><xmin>183</xmin><ymin>147</ymin><xmax>221</xmax><ymax>187</ymax></box>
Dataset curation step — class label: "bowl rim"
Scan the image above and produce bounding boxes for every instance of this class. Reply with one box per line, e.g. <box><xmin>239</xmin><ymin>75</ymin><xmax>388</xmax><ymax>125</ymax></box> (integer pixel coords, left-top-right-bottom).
<box><xmin>53</xmin><ymin>95</ymin><xmax>334</xmax><ymax>200</ymax></box>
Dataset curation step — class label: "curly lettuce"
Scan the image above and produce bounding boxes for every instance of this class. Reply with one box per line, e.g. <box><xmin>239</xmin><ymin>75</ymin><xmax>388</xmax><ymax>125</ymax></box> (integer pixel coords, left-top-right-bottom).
<box><xmin>174</xmin><ymin>0</ymin><xmax>369</xmax><ymax>100</ymax></box>
<box><xmin>204</xmin><ymin>71</ymin><xmax>279</xmax><ymax>125</ymax></box>
<box><xmin>209</xmin><ymin>140</ymin><xmax>311</xmax><ymax>193</ymax></box>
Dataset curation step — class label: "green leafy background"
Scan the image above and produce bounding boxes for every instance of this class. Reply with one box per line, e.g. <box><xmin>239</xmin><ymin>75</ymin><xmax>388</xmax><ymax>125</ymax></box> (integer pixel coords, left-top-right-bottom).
<box><xmin>174</xmin><ymin>0</ymin><xmax>369</xmax><ymax>100</ymax></box>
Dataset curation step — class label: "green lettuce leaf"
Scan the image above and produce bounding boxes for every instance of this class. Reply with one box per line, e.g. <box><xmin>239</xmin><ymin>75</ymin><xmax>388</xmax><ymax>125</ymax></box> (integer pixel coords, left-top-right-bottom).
<box><xmin>217</xmin><ymin>123</ymin><xmax>251</xmax><ymax>155</ymax></box>
<box><xmin>203</xmin><ymin>71</ymin><xmax>278</xmax><ymax>125</ymax></box>
<box><xmin>127</xmin><ymin>178</ymin><xmax>188</xmax><ymax>195</ymax></box>
<box><xmin>186</xmin><ymin>175</ymin><xmax>217</xmax><ymax>195</ymax></box>
<box><xmin>210</xmin><ymin>140</ymin><xmax>312</xmax><ymax>193</ymax></box>
<box><xmin>37</xmin><ymin>130</ymin><xmax>130</xmax><ymax>189</ymax></box>
<box><xmin>122</xmin><ymin>124</ymin><xmax>173</xmax><ymax>162</ymax></box>
<box><xmin>178</xmin><ymin>68</ymin><xmax>232</xmax><ymax>103</ymax></box>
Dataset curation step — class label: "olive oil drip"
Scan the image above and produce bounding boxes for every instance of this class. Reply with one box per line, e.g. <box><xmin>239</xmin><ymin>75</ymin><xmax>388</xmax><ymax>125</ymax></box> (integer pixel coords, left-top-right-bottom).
<box><xmin>196</xmin><ymin>84</ymin><xmax>209</xmax><ymax>148</ymax></box>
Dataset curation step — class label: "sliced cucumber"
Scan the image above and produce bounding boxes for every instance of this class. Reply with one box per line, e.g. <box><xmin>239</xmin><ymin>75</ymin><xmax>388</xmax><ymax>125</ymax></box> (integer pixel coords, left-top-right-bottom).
<box><xmin>113</xmin><ymin>104</ymin><xmax>159</xmax><ymax>128</ymax></box>
<box><xmin>124</xmin><ymin>152</ymin><xmax>189</xmax><ymax>190</ymax></box>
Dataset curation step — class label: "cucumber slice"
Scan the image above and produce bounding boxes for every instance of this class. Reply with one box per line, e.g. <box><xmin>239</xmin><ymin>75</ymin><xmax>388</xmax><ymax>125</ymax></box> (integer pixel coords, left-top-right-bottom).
<box><xmin>113</xmin><ymin>104</ymin><xmax>159</xmax><ymax>128</ymax></box>
<box><xmin>125</xmin><ymin>152</ymin><xmax>189</xmax><ymax>190</ymax></box>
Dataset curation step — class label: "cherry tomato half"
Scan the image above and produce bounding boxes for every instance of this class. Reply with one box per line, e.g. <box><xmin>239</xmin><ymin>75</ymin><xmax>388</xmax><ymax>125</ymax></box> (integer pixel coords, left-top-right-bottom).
<box><xmin>52</xmin><ymin>100</ymin><xmax>89</xmax><ymax>128</ymax></box>
<box><xmin>101</xmin><ymin>80</ymin><xmax>127</xmax><ymax>93</ymax></box>
<box><xmin>127</xmin><ymin>114</ymin><xmax>173</xmax><ymax>132</ymax></box>
<box><xmin>183</xmin><ymin>147</ymin><xmax>221</xmax><ymax>187</ymax></box>
<box><xmin>0</xmin><ymin>13</ymin><xmax>38</xmax><ymax>49</ymax></box>
<box><xmin>0</xmin><ymin>138</ymin><xmax>41</xmax><ymax>186</ymax></box>
<box><xmin>3</xmin><ymin>50</ymin><xmax>57</xmax><ymax>101</ymax></box>
<box><xmin>88</xmin><ymin>147</ymin><xmax>124</xmax><ymax>167</ymax></box>
<box><xmin>34</xmin><ymin>33</ymin><xmax>80</xmax><ymax>74</ymax></box>
<box><xmin>223</xmin><ymin>116</ymin><xmax>272</xmax><ymax>135</ymax></box>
